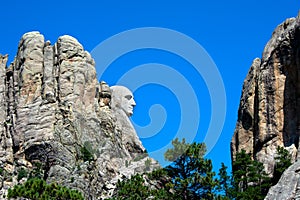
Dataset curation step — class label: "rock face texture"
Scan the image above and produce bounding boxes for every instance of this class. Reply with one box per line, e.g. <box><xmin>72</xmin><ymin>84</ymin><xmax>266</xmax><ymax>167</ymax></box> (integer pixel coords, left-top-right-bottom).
<box><xmin>231</xmin><ymin>13</ymin><xmax>300</xmax><ymax>199</ymax></box>
<box><xmin>0</xmin><ymin>32</ymin><xmax>159</xmax><ymax>199</ymax></box>
<box><xmin>265</xmin><ymin>160</ymin><xmax>300</xmax><ymax>200</ymax></box>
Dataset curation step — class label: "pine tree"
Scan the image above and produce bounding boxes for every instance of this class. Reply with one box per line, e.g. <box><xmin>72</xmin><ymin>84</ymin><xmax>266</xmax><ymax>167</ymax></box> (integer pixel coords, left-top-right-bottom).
<box><xmin>7</xmin><ymin>177</ymin><xmax>84</xmax><ymax>200</ymax></box>
<box><xmin>112</xmin><ymin>174</ymin><xmax>150</xmax><ymax>200</ymax></box>
<box><xmin>217</xmin><ymin>162</ymin><xmax>231</xmax><ymax>199</ymax></box>
<box><xmin>273</xmin><ymin>146</ymin><xmax>292</xmax><ymax>184</ymax></box>
<box><xmin>111</xmin><ymin>138</ymin><xmax>220</xmax><ymax>200</ymax></box>
<box><xmin>110</xmin><ymin>172</ymin><xmax>174</xmax><ymax>200</ymax></box>
<box><xmin>231</xmin><ymin>150</ymin><xmax>271</xmax><ymax>200</ymax></box>
<box><xmin>164</xmin><ymin>138</ymin><xmax>218</xmax><ymax>200</ymax></box>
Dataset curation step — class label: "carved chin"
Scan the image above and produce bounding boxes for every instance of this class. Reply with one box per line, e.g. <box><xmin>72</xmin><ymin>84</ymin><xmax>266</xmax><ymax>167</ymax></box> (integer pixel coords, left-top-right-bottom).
<box><xmin>121</xmin><ymin>108</ymin><xmax>133</xmax><ymax>117</ymax></box>
<box><xmin>127</xmin><ymin>111</ymin><xmax>133</xmax><ymax>117</ymax></box>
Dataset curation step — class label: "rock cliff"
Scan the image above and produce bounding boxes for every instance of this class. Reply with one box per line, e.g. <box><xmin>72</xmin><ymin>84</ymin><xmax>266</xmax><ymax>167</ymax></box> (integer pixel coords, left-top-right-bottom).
<box><xmin>0</xmin><ymin>32</ymin><xmax>159</xmax><ymax>199</ymax></box>
<box><xmin>231</xmin><ymin>12</ymin><xmax>300</xmax><ymax>198</ymax></box>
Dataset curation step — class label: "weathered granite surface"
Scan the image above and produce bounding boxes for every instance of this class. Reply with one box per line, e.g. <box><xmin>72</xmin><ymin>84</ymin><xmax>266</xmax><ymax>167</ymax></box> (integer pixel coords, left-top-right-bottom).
<box><xmin>231</xmin><ymin>12</ymin><xmax>300</xmax><ymax>199</ymax></box>
<box><xmin>0</xmin><ymin>32</ymin><xmax>159</xmax><ymax>199</ymax></box>
<box><xmin>265</xmin><ymin>160</ymin><xmax>300</xmax><ymax>200</ymax></box>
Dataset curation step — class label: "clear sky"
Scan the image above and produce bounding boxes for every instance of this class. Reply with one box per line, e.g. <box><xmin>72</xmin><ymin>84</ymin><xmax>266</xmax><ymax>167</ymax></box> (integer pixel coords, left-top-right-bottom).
<box><xmin>0</xmin><ymin>1</ymin><xmax>299</xmax><ymax>170</ymax></box>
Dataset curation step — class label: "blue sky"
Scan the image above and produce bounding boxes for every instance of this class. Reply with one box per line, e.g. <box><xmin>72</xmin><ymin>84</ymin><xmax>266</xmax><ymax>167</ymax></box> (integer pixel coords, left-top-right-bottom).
<box><xmin>0</xmin><ymin>1</ymin><xmax>299</xmax><ymax>170</ymax></box>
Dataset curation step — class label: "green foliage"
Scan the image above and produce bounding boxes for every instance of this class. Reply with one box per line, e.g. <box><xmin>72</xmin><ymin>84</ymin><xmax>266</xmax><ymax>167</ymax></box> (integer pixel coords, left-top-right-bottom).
<box><xmin>144</xmin><ymin>158</ymin><xmax>151</xmax><ymax>170</ymax></box>
<box><xmin>17</xmin><ymin>168</ymin><xmax>28</xmax><ymax>181</ymax></box>
<box><xmin>273</xmin><ymin>146</ymin><xmax>292</xmax><ymax>184</ymax></box>
<box><xmin>150</xmin><ymin>187</ymin><xmax>175</xmax><ymax>200</ymax></box>
<box><xmin>164</xmin><ymin>138</ymin><xmax>218</xmax><ymax>200</ymax></box>
<box><xmin>110</xmin><ymin>172</ymin><xmax>174</xmax><ymax>200</ymax></box>
<box><xmin>112</xmin><ymin>139</ymin><xmax>223</xmax><ymax>199</ymax></box>
<box><xmin>216</xmin><ymin>163</ymin><xmax>231</xmax><ymax>199</ymax></box>
<box><xmin>29</xmin><ymin>162</ymin><xmax>44</xmax><ymax>179</ymax></box>
<box><xmin>7</xmin><ymin>177</ymin><xmax>84</xmax><ymax>200</ymax></box>
<box><xmin>0</xmin><ymin>167</ymin><xmax>11</xmax><ymax>182</ymax></box>
<box><xmin>231</xmin><ymin>150</ymin><xmax>271</xmax><ymax>200</ymax></box>
<box><xmin>125</xmin><ymin>160</ymin><xmax>130</xmax><ymax>167</ymax></box>
<box><xmin>111</xmin><ymin>139</ymin><xmax>286</xmax><ymax>200</ymax></box>
<box><xmin>80</xmin><ymin>141</ymin><xmax>94</xmax><ymax>162</ymax></box>
<box><xmin>110</xmin><ymin>174</ymin><xmax>150</xmax><ymax>200</ymax></box>
<box><xmin>164</xmin><ymin>138</ymin><xmax>190</xmax><ymax>162</ymax></box>
<box><xmin>132</xmin><ymin>153</ymin><xmax>148</xmax><ymax>162</ymax></box>
<box><xmin>147</xmin><ymin>168</ymin><xmax>168</xmax><ymax>180</ymax></box>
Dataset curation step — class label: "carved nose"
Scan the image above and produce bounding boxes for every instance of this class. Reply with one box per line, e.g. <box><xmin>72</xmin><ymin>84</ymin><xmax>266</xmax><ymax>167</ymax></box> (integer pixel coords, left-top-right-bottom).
<box><xmin>131</xmin><ymin>99</ymin><xmax>136</xmax><ymax>107</ymax></box>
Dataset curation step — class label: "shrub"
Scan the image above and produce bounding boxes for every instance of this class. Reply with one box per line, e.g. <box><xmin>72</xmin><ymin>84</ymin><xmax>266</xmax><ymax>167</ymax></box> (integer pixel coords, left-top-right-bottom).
<box><xmin>80</xmin><ymin>142</ymin><xmax>94</xmax><ymax>162</ymax></box>
<box><xmin>17</xmin><ymin>168</ymin><xmax>28</xmax><ymax>181</ymax></box>
<box><xmin>7</xmin><ymin>177</ymin><xmax>84</xmax><ymax>200</ymax></box>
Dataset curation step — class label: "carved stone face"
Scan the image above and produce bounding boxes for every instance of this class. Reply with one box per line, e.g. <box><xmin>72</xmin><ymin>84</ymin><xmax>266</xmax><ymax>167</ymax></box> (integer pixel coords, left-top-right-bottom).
<box><xmin>110</xmin><ymin>86</ymin><xmax>136</xmax><ymax>117</ymax></box>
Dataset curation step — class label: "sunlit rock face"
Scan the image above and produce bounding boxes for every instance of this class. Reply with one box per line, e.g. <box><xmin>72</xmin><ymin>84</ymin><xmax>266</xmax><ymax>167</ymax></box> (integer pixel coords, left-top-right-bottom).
<box><xmin>231</xmin><ymin>13</ymin><xmax>300</xmax><ymax>199</ymax></box>
<box><xmin>110</xmin><ymin>86</ymin><xmax>145</xmax><ymax>157</ymax></box>
<box><xmin>0</xmin><ymin>32</ymin><xmax>159</xmax><ymax>199</ymax></box>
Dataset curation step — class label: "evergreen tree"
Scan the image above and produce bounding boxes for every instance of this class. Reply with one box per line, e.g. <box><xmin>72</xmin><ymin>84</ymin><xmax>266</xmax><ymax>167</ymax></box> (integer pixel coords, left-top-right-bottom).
<box><xmin>111</xmin><ymin>141</ymin><xmax>294</xmax><ymax>200</ymax></box>
<box><xmin>231</xmin><ymin>150</ymin><xmax>271</xmax><ymax>200</ymax></box>
<box><xmin>273</xmin><ymin>146</ymin><xmax>292</xmax><ymax>184</ymax></box>
<box><xmin>7</xmin><ymin>177</ymin><xmax>84</xmax><ymax>200</ymax></box>
<box><xmin>216</xmin><ymin>162</ymin><xmax>231</xmax><ymax>199</ymax></box>
<box><xmin>112</xmin><ymin>174</ymin><xmax>150</xmax><ymax>200</ymax></box>
<box><xmin>164</xmin><ymin>138</ymin><xmax>218</xmax><ymax>200</ymax></box>
<box><xmin>110</xmin><ymin>172</ymin><xmax>174</xmax><ymax>200</ymax></box>
<box><xmin>112</xmin><ymin>138</ymin><xmax>220</xmax><ymax>200</ymax></box>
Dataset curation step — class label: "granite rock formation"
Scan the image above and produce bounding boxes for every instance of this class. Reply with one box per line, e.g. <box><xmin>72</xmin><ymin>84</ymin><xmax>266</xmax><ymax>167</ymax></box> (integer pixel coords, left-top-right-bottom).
<box><xmin>265</xmin><ymin>160</ymin><xmax>300</xmax><ymax>199</ymax></box>
<box><xmin>0</xmin><ymin>32</ymin><xmax>159</xmax><ymax>199</ymax></box>
<box><xmin>231</xmin><ymin>12</ymin><xmax>300</xmax><ymax>199</ymax></box>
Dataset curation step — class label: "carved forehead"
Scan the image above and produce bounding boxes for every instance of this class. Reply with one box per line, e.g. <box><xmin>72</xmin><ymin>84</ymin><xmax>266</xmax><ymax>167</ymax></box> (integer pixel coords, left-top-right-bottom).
<box><xmin>110</xmin><ymin>86</ymin><xmax>133</xmax><ymax>98</ymax></box>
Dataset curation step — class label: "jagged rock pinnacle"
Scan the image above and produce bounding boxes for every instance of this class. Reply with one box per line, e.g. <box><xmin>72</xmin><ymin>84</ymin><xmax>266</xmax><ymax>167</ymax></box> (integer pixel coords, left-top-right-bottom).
<box><xmin>0</xmin><ymin>31</ymin><xmax>160</xmax><ymax>199</ymax></box>
<box><xmin>231</xmin><ymin>13</ymin><xmax>300</xmax><ymax>199</ymax></box>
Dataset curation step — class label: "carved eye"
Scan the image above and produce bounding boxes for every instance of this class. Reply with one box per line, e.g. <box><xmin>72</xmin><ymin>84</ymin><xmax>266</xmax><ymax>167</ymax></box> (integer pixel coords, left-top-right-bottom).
<box><xmin>100</xmin><ymin>93</ymin><xmax>111</xmax><ymax>98</ymax></box>
<box><xmin>124</xmin><ymin>95</ymin><xmax>132</xmax><ymax>100</ymax></box>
